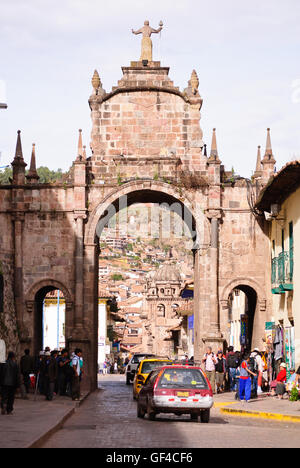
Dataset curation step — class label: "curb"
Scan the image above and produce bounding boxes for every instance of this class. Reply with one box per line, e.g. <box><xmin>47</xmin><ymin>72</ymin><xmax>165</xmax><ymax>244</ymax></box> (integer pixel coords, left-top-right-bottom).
<box><xmin>27</xmin><ymin>391</ymin><xmax>90</xmax><ymax>448</ymax></box>
<box><xmin>220</xmin><ymin>406</ymin><xmax>300</xmax><ymax>424</ymax></box>
<box><xmin>27</xmin><ymin>407</ymin><xmax>76</xmax><ymax>448</ymax></box>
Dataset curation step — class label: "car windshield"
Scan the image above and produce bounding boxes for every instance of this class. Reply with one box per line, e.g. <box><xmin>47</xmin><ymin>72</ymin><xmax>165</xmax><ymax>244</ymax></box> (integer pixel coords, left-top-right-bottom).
<box><xmin>157</xmin><ymin>368</ymin><xmax>208</xmax><ymax>389</ymax></box>
<box><xmin>132</xmin><ymin>355</ymin><xmax>152</xmax><ymax>364</ymax></box>
<box><xmin>141</xmin><ymin>361</ymin><xmax>171</xmax><ymax>374</ymax></box>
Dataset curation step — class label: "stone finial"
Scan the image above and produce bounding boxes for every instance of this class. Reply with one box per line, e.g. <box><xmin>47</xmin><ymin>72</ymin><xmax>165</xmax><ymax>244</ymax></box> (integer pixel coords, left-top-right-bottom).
<box><xmin>263</xmin><ymin>128</ymin><xmax>275</xmax><ymax>160</ymax></box>
<box><xmin>83</xmin><ymin>145</ymin><xmax>87</xmax><ymax>160</ymax></box>
<box><xmin>92</xmin><ymin>70</ymin><xmax>101</xmax><ymax>95</ymax></box>
<box><xmin>77</xmin><ymin>129</ymin><xmax>83</xmax><ymax>160</ymax></box>
<box><xmin>210</xmin><ymin>128</ymin><xmax>219</xmax><ymax>159</ymax></box>
<box><xmin>190</xmin><ymin>70</ymin><xmax>199</xmax><ymax>93</ymax></box>
<box><xmin>262</xmin><ymin>128</ymin><xmax>276</xmax><ymax>180</ymax></box>
<box><xmin>207</xmin><ymin>128</ymin><xmax>221</xmax><ymax>166</ymax></box>
<box><xmin>14</xmin><ymin>130</ymin><xmax>24</xmax><ymax>161</ymax></box>
<box><xmin>253</xmin><ymin>146</ymin><xmax>262</xmax><ymax>179</ymax></box>
<box><xmin>11</xmin><ymin>130</ymin><xmax>27</xmax><ymax>185</ymax></box>
<box><xmin>26</xmin><ymin>143</ymin><xmax>39</xmax><ymax>183</ymax></box>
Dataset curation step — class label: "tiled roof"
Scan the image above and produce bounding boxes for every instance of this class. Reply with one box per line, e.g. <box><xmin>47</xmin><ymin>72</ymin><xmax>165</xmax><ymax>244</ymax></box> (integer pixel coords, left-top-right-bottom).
<box><xmin>256</xmin><ymin>160</ymin><xmax>300</xmax><ymax>212</ymax></box>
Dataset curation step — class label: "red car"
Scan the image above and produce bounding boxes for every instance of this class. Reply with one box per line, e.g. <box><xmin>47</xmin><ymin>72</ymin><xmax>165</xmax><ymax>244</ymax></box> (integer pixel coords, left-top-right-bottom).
<box><xmin>137</xmin><ymin>365</ymin><xmax>213</xmax><ymax>423</ymax></box>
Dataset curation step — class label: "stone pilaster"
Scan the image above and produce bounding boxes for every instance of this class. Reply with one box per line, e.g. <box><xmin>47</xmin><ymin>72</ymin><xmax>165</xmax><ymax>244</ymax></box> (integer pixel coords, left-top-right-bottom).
<box><xmin>12</xmin><ymin>212</ymin><xmax>28</xmax><ymax>343</ymax></box>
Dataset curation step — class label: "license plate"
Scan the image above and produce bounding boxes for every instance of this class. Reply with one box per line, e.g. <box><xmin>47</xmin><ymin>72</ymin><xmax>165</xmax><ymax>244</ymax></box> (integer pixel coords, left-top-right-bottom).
<box><xmin>177</xmin><ymin>392</ymin><xmax>189</xmax><ymax>397</ymax></box>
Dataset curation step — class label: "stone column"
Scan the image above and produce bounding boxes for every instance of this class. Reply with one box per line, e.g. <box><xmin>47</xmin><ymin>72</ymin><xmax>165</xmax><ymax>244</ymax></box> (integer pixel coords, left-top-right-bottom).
<box><xmin>74</xmin><ymin>212</ymin><xmax>86</xmax><ymax>331</ymax></box>
<box><xmin>193</xmin><ymin>247</ymin><xmax>201</xmax><ymax>364</ymax></box>
<box><xmin>12</xmin><ymin>212</ymin><xmax>28</xmax><ymax>344</ymax></box>
<box><xmin>193</xmin><ymin>246</ymin><xmax>211</xmax><ymax>364</ymax></box>
<box><xmin>209</xmin><ymin>217</ymin><xmax>220</xmax><ymax>333</ymax></box>
<box><xmin>200</xmin><ymin>213</ymin><xmax>224</xmax><ymax>352</ymax></box>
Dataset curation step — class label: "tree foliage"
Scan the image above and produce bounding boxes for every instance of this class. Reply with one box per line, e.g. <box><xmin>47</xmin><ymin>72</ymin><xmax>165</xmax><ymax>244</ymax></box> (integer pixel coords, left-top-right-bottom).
<box><xmin>0</xmin><ymin>166</ymin><xmax>65</xmax><ymax>184</ymax></box>
<box><xmin>0</xmin><ymin>167</ymin><xmax>12</xmax><ymax>184</ymax></box>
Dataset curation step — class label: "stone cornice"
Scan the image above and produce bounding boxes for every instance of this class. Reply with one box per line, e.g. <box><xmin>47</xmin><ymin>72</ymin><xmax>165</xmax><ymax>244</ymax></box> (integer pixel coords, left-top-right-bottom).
<box><xmin>89</xmin><ymin>85</ymin><xmax>202</xmax><ymax>107</ymax></box>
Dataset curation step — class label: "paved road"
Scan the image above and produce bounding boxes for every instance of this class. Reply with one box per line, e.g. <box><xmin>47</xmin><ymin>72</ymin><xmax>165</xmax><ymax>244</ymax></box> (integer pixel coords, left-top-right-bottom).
<box><xmin>41</xmin><ymin>375</ymin><xmax>300</xmax><ymax>448</ymax></box>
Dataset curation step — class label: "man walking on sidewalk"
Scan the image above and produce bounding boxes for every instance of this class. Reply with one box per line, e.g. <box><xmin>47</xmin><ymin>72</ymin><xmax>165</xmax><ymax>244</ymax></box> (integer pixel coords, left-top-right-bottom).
<box><xmin>0</xmin><ymin>352</ymin><xmax>21</xmax><ymax>415</ymax></box>
<box><xmin>202</xmin><ymin>347</ymin><xmax>217</xmax><ymax>394</ymax></box>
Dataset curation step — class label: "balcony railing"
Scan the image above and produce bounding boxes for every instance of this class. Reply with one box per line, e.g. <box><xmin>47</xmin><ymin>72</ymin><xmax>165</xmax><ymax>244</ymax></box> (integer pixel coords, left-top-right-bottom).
<box><xmin>271</xmin><ymin>250</ymin><xmax>294</xmax><ymax>293</ymax></box>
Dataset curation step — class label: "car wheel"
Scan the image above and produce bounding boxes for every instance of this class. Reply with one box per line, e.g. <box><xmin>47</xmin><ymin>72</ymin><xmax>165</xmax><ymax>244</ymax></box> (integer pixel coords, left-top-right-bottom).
<box><xmin>147</xmin><ymin>401</ymin><xmax>156</xmax><ymax>421</ymax></box>
<box><xmin>126</xmin><ymin>375</ymin><xmax>131</xmax><ymax>385</ymax></box>
<box><xmin>190</xmin><ymin>413</ymin><xmax>198</xmax><ymax>421</ymax></box>
<box><xmin>137</xmin><ymin>403</ymin><xmax>146</xmax><ymax>419</ymax></box>
<box><xmin>200</xmin><ymin>409</ymin><xmax>210</xmax><ymax>423</ymax></box>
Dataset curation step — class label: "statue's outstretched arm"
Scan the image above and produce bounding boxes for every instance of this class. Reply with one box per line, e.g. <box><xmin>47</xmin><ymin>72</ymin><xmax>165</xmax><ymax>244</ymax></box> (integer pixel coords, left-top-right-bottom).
<box><xmin>132</xmin><ymin>28</ymin><xmax>143</xmax><ymax>35</ymax></box>
<box><xmin>150</xmin><ymin>27</ymin><xmax>163</xmax><ymax>34</ymax></box>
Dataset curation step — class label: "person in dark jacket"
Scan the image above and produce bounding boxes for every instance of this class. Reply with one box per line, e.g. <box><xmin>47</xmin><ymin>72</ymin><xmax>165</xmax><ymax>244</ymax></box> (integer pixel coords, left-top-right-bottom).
<box><xmin>215</xmin><ymin>350</ymin><xmax>226</xmax><ymax>393</ymax></box>
<box><xmin>57</xmin><ymin>349</ymin><xmax>71</xmax><ymax>396</ymax></box>
<box><xmin>226</xmin><ymin>347</ymin><xmax>240</xmax><ymax>392</ymax></box>
<box><xmin>0</xmin><ymin>352</ymin><xmax>21</xmax><ymax>415</ymax></box>
<box><xmin>42</xmin><ymin>351</ymin><xmax>58</xmax><ymax>401</ymax></box>
<box><xmin>20</xmin><ymin>349</ymin><xmax>33</xmax><ymax>395</ymax></box>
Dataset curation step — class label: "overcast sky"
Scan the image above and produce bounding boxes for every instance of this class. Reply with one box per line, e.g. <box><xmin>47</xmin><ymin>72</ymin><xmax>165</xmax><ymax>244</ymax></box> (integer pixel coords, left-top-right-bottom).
<box><xmin>1</xmin><ymin>0</ymin><xmax>300</xmax><ymax>177</ymax></box>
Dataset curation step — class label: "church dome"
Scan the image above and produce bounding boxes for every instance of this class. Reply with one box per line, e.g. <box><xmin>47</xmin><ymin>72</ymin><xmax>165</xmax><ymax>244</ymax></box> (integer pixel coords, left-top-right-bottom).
<box><xmin>151</xmin><ymin>263</ymin><xmax>182</xmax><ymax>283</ymax></box>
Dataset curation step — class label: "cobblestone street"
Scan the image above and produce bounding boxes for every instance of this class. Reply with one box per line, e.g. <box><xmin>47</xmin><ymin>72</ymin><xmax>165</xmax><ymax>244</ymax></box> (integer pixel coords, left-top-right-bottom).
<box><xmin>41</xmin><ymin>375</ymin><xmax>300</xmax><ymax>448</ymax></box>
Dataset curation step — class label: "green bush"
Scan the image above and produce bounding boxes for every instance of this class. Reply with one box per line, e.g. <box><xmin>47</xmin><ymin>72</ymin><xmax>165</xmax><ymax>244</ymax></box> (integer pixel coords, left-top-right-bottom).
<box><xmin>289</xmin><ymin>386</ymin><xmax>299</xmax><ymax>401</ymax></box>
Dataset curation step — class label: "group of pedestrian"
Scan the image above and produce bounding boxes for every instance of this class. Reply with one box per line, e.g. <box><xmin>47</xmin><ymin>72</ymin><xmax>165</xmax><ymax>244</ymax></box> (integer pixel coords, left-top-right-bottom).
<box><xmin>36</xmin><ymin>347</ymin><xmax>84</xmax><ymax>402</ymax></box>
<box><xmin>100</xmin><ymin>357</ymin><xmax>124</xmax><ymax>375</ymax></box>
<box><xmin>0</xmin><ymin>347</ymin><xmax>84</xmax><ymax>415</ymax></box>
<box><xmin>202</xmin><ymin>347</ymin><xmax>234</xmax><ymax>395</ymax></box>
<box><xmin>202</xmin><ymin>345</ymin><xmax>286</xmax><ymax>402</ymax></box>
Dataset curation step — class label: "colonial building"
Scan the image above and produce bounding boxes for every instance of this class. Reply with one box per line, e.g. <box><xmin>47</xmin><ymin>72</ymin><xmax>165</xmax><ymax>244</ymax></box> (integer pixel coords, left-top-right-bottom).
<box><xmin>256</xmin><ymin>160</ymin><xmax>300</xmax><ymax>371</ymax></box>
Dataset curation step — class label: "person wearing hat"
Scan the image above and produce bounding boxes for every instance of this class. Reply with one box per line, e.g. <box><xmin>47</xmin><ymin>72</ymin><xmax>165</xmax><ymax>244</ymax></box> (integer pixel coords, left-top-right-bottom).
<box><xmin>275</xmin><ymin>362</ymin><xmax>287</xmax><ymax>399</ymax></box>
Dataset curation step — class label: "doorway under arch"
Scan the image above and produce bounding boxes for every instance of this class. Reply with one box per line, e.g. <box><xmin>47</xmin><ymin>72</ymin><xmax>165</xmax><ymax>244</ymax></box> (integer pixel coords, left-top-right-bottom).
<box><xmin>27</xmin><ymin>280</ymin><xmax>72</xmax><ymax>356</ymax></box>
<box><xmin>227</xmin><ymin>285</ymin><xmax>258</xmax><ymax>353</ymax></box>
<box><xmin>34</xmin><ymin>286</ymin><xmax>65</xmax><ymax>354</ymax></box>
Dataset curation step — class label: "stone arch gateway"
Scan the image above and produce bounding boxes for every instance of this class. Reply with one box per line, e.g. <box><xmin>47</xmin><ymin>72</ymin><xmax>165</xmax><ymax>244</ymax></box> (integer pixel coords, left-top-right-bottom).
<box><xmin>0</xmin><ymin>51</ymin><xmax>272</xmax><ymax>391</ymax></box>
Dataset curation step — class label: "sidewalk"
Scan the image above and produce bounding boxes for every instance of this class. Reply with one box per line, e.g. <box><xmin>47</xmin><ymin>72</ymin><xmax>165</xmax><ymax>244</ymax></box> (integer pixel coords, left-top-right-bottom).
<box><xmin>0</xmin><ymin>391</ymin><xmax>90</xmax><ymax>448</ymax></box>
<box><xmin>213</xmin><ymin>391</ymin><xmax>300</xmax><ymax>423</ymax></box>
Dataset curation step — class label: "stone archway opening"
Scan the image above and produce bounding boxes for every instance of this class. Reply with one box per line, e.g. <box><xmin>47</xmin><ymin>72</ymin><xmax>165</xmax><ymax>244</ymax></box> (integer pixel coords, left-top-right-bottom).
<box><xmin>227</xmin><ymin>285</ymin><xmax>258</xmax><ymax>353</ymax></box>
<box><xmin>94</xmin><ymin>188</ymin><xmax>200</xmax><ymax>248</ymax></box>
<box><xmin>33</xmin><ymin>286</ymin><xmax>66</xmax><ymax>355</ymax></box>
<box><xmin>92</xmin><ymin>184</ymin><xmax>206</xmax><ymax>366</ymax></box>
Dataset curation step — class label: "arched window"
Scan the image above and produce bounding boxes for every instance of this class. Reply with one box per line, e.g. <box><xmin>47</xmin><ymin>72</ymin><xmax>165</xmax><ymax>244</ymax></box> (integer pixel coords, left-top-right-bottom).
<box><xmin>0</xmin><ymin>274</ymin><xmax>3</xmax><ymax>315</ymax></box>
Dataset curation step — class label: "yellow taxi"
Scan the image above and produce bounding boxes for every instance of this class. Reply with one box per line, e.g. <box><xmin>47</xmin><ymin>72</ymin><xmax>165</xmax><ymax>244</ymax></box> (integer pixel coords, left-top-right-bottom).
<box><xmin>133</xmin><ymin>358</ymin><xmax>173</xmax><ymax>400</ymax></box>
